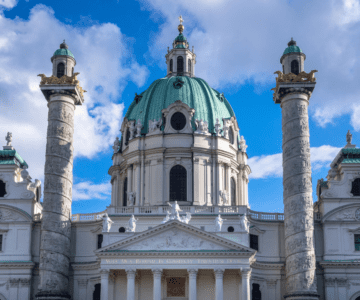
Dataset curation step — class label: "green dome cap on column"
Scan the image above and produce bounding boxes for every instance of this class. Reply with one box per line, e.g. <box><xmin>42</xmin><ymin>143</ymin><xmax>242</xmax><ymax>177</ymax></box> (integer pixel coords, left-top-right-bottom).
<box><xmin>283</xmin><ymin>38</ymin><xmax>302</xmax><ymax>55</ymax></box>
<box><xmin>124</xmin><ymin>76</ymin><xmax>235</xmax><ymax>134</ymax></box>
<box><xmin>53</xmin><ymin>40</ymin><xmax>75</xmax><ymax>58</ymax></box>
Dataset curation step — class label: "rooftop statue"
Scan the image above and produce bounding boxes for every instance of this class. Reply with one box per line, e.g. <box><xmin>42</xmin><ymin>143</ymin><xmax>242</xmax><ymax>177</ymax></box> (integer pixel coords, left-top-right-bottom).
<box><xmin>102</xmin><ymin>213</ymin><xmax>114</xmax><ymax>233</ymax></box>
<box><xmin>215</xmin><ymin>214</ymin><xmax>226</xmax><ymax>232</ymax></box>
<box><xmin>127</xmin><ymin>215</ymin><xmax>139</xmax><ymax>232</ymax></box>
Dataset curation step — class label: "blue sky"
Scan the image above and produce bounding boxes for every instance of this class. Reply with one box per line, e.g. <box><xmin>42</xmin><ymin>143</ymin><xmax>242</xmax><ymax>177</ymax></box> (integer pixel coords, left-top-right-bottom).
<box><xmin>0</xmin><ymin>0</ymin><xmax>359</xmax><ymax>214</ymax></box>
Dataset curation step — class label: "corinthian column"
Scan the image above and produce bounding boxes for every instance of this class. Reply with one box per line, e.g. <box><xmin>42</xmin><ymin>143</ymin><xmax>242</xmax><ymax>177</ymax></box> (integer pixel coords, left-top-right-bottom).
<box><xmin>36</xmin><ymin>75</ymin><xmax>84</xmax><ymax>299</ymax></box>
<box><xmin>273</xmin><ymin>75</ymin><xmax>318</xmax><ymax>299</ymax></box>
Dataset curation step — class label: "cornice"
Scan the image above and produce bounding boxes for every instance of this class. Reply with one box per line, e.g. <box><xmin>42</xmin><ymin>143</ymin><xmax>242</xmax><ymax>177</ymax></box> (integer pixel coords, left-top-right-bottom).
<box><xmin>251</xmin><ymin>260</ymin><xmax>285</xmax><ymax>270</ymax></box>
<box><xmin>320</xmin><ymin>260</ymin><xmax>360</xmax><ymax>268</ymax></box>
<box><xmin>0</xmin><ymin>261</ymin><xmax>35</xmax><ymax>269</ymax></box>
<box><xmin>97</xmin><ymin>251</ymin><xmax>253</xmax><ymax>258</ymax></box>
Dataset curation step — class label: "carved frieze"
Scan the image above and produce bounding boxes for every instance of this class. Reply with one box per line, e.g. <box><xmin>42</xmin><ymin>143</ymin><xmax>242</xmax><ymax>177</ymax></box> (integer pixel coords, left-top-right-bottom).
<box><xmin>283</xmin><ymin>175</ymin><xmax>312</xmax><ymax>199</ymax></box>
<box><xmin>285</xmin><ymin>252</ymin><xmax>315</xmax><ymax>276</ymax></box>
<box><xmin>284</xmin><ymin>212</ymin><xmax>313</xmax><ymax>237</ymax></box>
<box><xmin>286</xmin><ymin>235</ymin><xmax>313</xmax><ymax>253</ymax></box>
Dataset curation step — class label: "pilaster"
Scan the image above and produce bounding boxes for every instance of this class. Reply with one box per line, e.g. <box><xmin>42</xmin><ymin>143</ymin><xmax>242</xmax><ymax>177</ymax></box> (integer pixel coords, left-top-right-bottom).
<box><xmin>214</xmin><ymin>268</ymin><xmax>224</xmax><ymax>300</ymax></box>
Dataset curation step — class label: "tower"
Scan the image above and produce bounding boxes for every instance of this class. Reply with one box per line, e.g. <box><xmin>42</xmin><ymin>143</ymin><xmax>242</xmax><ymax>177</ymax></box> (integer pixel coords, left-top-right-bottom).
<box><xmin>165</xmin><ymin>16</ymin><xmax>196</xmax><ymax>77</ymax></box>
<box><xmin>273</xmin><ymin>39</ymin><xmax>319</xmax><ymax>300</ymax></box>
<box><xmin>36</xmin><ymin>41</ymin><xmax>85</xmax><ymax>300</ymax></box>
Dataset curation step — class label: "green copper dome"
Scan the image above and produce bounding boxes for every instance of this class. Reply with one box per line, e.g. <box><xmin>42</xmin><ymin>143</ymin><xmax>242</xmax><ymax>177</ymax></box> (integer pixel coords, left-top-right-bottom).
<box><xmin>283</xmin><ymin>45</ymin><xmax>302</xmax><ymax>55</ymax></box>
<box><xmin>175</xmin><ymin>33</ymin><xmax>187</xmax><ymax>42</ymax></box>
<box><xmin>53</xmin><ymin>48</ymin><xmax>74</xmax><ymax>58</ymax></box>
<box><xmin>283</xmin><ymin>38</ymin><xmax>302</xmax><ymax>55</ymax></box>
<box><xmin>52</xmin><ymin>40</ymin><xmax>75</xmax><ymax>58</ymax></box>
<box><xmin>124</xmin><ymin>76</ymin><xmax>235</xmax><ymax>134</ymax></box>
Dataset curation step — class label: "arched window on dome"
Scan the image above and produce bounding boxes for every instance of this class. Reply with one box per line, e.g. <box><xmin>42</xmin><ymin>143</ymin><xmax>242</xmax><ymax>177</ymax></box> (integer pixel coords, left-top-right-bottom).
<box><xmin>231</xmin><ymin>177</ymin><xmax>236</xmax><ymax>206</ymax></box>
<box><xmin>291</xmin><ymin>60</ymin><xmax>299</xmax><ymax>75</ymax></box>
<box><xmin>0</xmin><ymin>180</ymin><xmax>6</xmax><ymax>197</ymax></box>
<box><xmin>229</xmin><ymin>127</ymin><xmax>234</xmax><ymax>144</ymax></box>
<box><xmin>351</xmin><ymin>178</ymin><xmax>360</xmax><ymax>196</ymax></box>
<box><xmin>125</xmin><ymin>128</ymin><xmax>130</xmax><ymax>146</ymax></box>
<box><xmin>188</xmin><ymin>59</ymin><xmax>191</xmax><ymax>74</ymax></box>
<box><xmin>170</xmin><ymin>165</ymin><xmax>187</xmax><ymax>202</ymax></box>
<box><xmin>177</xmin><ymin>56</ymin><xmax>184</xmax><ymax>73</ymax></box>
<box><xmin>170</xmin><ymin>59</ymin><xmax>173</xmax><ymax>72</ymax></box>
<box><xmin>123</xmin><ymin>177</ymin><xmax>128</xmax><ymax>207</ymax></box>
<box><xmin>57</xmin><ymin>62</ymin><xmax>65</xmax><ymax>78</ymax></box>
<box><xmin>72</xmin><ymin>67</ymin><xmax>74</xmax><ymax>76</ymax></box>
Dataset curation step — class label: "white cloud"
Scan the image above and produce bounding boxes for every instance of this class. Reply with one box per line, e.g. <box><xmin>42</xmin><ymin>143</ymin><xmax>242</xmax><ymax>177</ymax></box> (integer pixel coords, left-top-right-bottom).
<box><xmin>248</xmin><ymin>145</ymin><xmax>341</xmax><ymax>179</ymax></box>
<box><xmin>72</xmin><ymin>181</ymin><xmax>111</xmax><ymax>201</ymax></box>
<box><xmin>142</xmin><ymin>0</ymin><xmax>360</xmax><ymax>129</ymax></box>
<box><xmin>0</xmin><ymin>0</ymin><xmax>17</xmax><ymax>9</ymax></box>
<box><xmin>0</xmin><ymin>5</ymin><xmax>149</xmax><ymax>184</ymax></box>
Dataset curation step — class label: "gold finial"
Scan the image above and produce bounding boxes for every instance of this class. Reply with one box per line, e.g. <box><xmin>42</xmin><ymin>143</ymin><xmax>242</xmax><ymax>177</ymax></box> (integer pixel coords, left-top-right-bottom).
<box><xmin>178</xmin><ymin>15</ymin><xmax>184</xmax><ymax>34</ymax></box>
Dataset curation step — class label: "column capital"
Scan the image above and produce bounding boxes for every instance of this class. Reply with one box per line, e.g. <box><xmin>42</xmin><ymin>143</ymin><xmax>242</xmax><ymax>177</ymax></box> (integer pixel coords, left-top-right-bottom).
<box><xmin>100</xmin><ymin>269</ymin><xmax>110</xmax><ymax>275</ymax></box>
<box><xmin>125</xmin><ymin>268</ymin><xmax>137</xmax><ymax>278</ymax></box>
<box><xmin>187</xmin><ymin>268</ymin><xmax>198</xmax><ymax>278</ymax></box>
<box><xmin>241</xmin><ymin>268</ymin><xmax>252</xmax><ymax>277</ymax></box>
<box><xmin>214</xmin><ymin>268</ymin><xmax>224</xmax><ymax>278</ymax></box>
<box><xmin>151</xmin><ymin>268</ymin><xmax>163</xmax><ymax>278</ymax></box>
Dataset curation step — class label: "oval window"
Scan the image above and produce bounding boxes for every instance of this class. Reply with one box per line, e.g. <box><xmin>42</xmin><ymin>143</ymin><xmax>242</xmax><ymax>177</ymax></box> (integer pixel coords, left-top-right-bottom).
<box><xmin>170</xmin><ymin>112</ymin><xmax>186</xmax><ymax>131</ymax></box>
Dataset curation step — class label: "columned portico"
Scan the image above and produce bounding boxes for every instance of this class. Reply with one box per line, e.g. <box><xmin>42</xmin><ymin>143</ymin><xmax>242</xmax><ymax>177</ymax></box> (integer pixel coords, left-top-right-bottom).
<box><xmin>152</xmin><ymin>268</ymin><xmax>162</xmax><ymax>300</ymax></box>
<box><xmin>214</xmin><ymin>268</ymin><xmax>224</xmax><ymax>300</ymax></box>
<box><xmin>126</xmin><ymin>268</ymin><xmax>136</xmax><ymax>300</ymax></box>
<box><xmin>188</xmin><ymin>268</ymin><xmax>198</xmax><ymax>300</ymax></box>
<box><xmin>100</xmin><ymin>269</ymin><xmax>109</xmax><ymax>300</ymax></box>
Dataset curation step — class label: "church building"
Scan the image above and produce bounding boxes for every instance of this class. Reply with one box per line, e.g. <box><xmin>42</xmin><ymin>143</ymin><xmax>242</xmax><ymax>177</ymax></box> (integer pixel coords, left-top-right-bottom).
<box><xmin>1</xmin><ymin>17</ymin><xmax>360</xmax><ymax>300</ymax></box>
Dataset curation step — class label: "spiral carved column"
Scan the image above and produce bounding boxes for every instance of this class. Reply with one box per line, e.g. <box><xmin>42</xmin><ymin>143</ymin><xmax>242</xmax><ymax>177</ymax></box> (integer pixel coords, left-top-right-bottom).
<box><xmin>279</xmin><ymin>90</ymin><xmax>319</xmax><ymax>300</ymax></box>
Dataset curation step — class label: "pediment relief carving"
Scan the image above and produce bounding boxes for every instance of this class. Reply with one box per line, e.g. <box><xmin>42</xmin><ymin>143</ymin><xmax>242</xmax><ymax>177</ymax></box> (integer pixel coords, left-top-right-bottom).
<box><xmin>99</xmin><ymin>221</ymin><xmax>254</xmax><ymax>254</ymax></box>
<box><xmin>120</xmin><ymin>228</ymin><xmax>228</xmax><ymax>251</ymax></box>
<box><xmin>323</xmin><ymin>204</ymin><xmax>360</xmax><ymax>222</ymax></box>
<box><xmin>0</xmin><ymin>207</ymin><xmax>27</xmax><ymax>222</ymax></box>
<box><xmin>250</xmin><ymin>226</ymin><xmax>266</xmax><ymax>235</ymax></box>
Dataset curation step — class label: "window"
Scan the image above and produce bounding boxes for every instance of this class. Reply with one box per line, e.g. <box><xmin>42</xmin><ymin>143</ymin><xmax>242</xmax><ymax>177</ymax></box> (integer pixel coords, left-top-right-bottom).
<box><xmin>123</xmin><ymin>177</ymin><xmax>128</xmax><ymax>207</ymax></box>
<box><xmin>97</xmin><ymin>234</ymin><xmax>103</xmax><ymax>249</ymax></box>
<box><xmin>170</xmin><ymin>112</ymin><xmax>186</xmax><ymax>131</ymax></box>
<box><xmin>170</xmin><ymin>165</ymin><xmax>187</xmax><ymax>202</ymax></box>
<box><xmin>125</xmin><ymin>128</ymin><xmax>130</xmax><ymax>146</ymax></box>
<box><xmin>250</xmin><ymin>234</ymin><xmax>259</xmax><ymax>251</ymax></box>
<box><xmin>57</xmin><ymin>62</ymin><xmax>65</xmax><ymax>78</ymax></box>
<box><xmin>177</xmin><ymin>56</ymin><xmax>184</xmax><ymax>73</ymax></box>
<box><xmin>0</xmin><ymin>180</ymin><xmax>6</xmax><ymax>197</ymax></box>
<box><xmin>229</xmin><ymin>127</ymin><xmax>234</xmax><ymax>144</ymax></box>
<box><xmin>188</xmin><ymin>59</ymin><xmax>191</xmax><ymax>73</ymax></box>
<box><xmin>351</xmin><ymin>178</ymin><xmax>360</xmax><ymax>196</ymax></box>
<box><xmin>167</xmin><ymin>277</ymin><xmax>185</xmax><ymax>297</ymax></box>
<box><xmin>252</xmin><ymin>283</ymin><xmax>262</xmax><ymax>300</ymax></box>
<box><xmin>282</xmin><ymin>65</ymin><xmax>285</xmax><ymax>74</ymax></box>
<box><xmin>227</xmin><ymin>226</ymin><xmax>234</xmax><ymax>232</ymax></box>
<box><xmin>170</xmin><ymin>59</ymin><xmax>173</xmax><ymax>72</ymax></box>
<box><xmin>0</xmin><ymin>235</ymin><xmax>3</xmax><ymax>251</ymax></box>
<box><xmin>119</xmin><ymin>227</ymin><xmax>126</xmax><ymax>233</ymax></box>
<box><xmin>72</xmin><ymin>67</ymin><xmax>74</xmax><ymax>75</ymax></box>
<box><xmin>36</xmin><ymin>187</ymin><xmax>40</xmax><ymax>202</ymax></box>
<box><xmin>355</xmin><ymin>234</ymin><xmax>360</xmax><ymax>251</ymax></box>
<box><xmin>93</xmin><ymin>283</ymin><xmax>101</xmax><ymax>300</ymax></box>
<box><xmin>291</xmin><ymin>60</ymin><xmax>299</xmax><ymax>75</ymax></box>
<box><xmin>231</xmin><ymin>177</ymin><xmax>236</xmax><ymax>206</ymax></box>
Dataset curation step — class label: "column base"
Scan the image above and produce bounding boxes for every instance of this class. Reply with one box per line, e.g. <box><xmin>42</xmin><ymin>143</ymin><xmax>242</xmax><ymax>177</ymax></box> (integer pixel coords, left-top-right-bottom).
<box><xmin>284</xmin><ymin>292</ymin><xmax>320</xmax><ymax>300</ymax></box>
<box><xmin>35</xmin><ymin>291</ymin><xmax>71</xmax><ymax>300</ymax></box>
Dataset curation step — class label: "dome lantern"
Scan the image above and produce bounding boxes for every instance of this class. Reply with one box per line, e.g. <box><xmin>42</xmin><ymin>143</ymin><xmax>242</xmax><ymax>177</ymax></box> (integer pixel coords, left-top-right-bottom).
<box><xmin>51</xmin><ymin>40</ymin><xmax>76</xmax><ymax>78</ymax></box>
<box><xmin>280</xmin><ymin>37</ymin><xmax>306</xmax><ymax>75</ymax></box>
<box><xmin>165</xmin><ymin>16</ymin><xmax>196</xmax><ymax>78</ymax></box>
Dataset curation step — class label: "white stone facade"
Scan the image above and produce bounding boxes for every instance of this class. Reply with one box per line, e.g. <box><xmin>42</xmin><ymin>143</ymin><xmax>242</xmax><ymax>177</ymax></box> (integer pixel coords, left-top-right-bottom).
<box><xmin>3</xmin><ymin>25</ymin><xmax>360</xmax><ymax>300</ymax></box>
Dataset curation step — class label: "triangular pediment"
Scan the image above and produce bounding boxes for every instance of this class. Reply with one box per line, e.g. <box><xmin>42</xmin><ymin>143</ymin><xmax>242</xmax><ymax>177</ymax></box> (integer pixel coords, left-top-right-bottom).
<box><xmin>96</xmin><ymin>220</ymin><xmax>254</xmax><ymax>254</ymax></box>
